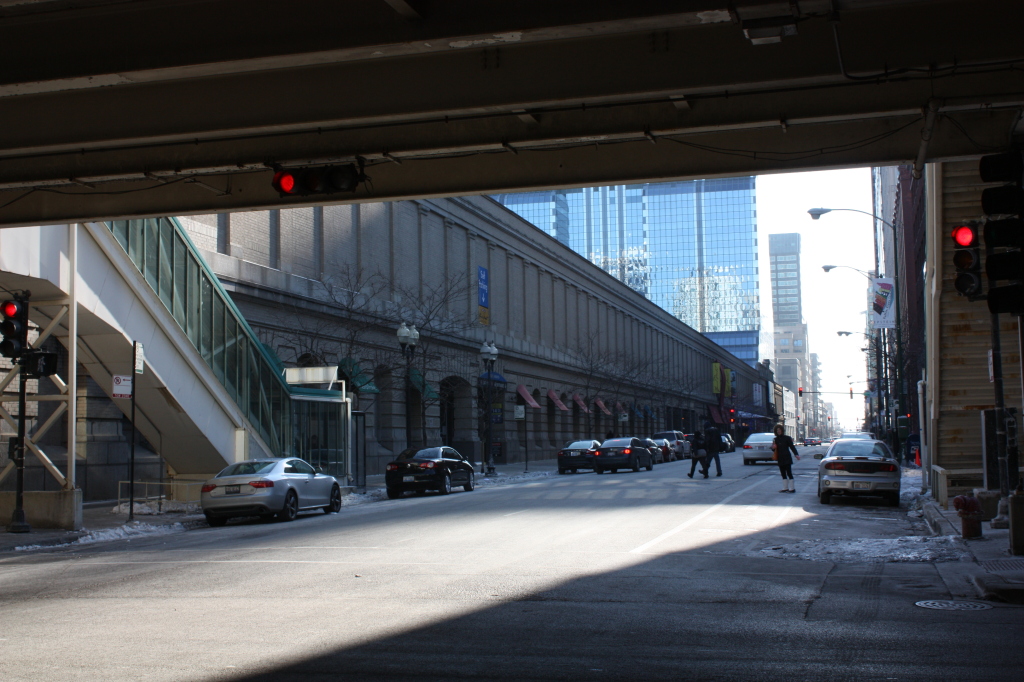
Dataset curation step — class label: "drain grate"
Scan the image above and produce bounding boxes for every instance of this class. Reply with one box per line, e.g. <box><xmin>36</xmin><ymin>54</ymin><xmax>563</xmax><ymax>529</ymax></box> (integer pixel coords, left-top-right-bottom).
<box><xmin>915</xmin><ymin>600</ymin><xmax>992</xmax><ymax>611</ymax></box>
<box><xmin>980</xmin><ymin>559</ymin><xmax>1024</xmax><ymax>572</ymax></box>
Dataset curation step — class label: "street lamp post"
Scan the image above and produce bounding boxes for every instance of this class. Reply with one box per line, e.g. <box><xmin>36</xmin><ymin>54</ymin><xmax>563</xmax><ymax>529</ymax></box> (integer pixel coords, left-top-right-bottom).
<box><xmin>813</xmin><ymin>207</ymin><xmax>905</xmax><ymax>457</ymax></box>
<box><xmin>838</xmin><ymin>330</ymin><xmax>888</xmax><ymax>437</ymax></box>
<box><xmin>396</xmin><ymin>322</ymin><xmax>419</xmax><ymax>449</ymax></box>
<box><xmin>479</xmin><ymin>341</ymin><xmax>499</xmax><ymax>476</ymax></box>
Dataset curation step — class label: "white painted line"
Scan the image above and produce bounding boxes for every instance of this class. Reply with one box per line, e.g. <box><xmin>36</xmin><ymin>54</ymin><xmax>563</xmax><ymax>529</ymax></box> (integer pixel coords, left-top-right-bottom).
<box><xmin>502</xmin><ymin>510</ymin><xmax>529</xmax><ymax>517</ymax></box>
<box><xmin>628</xmin><ymin>477</ymin><xmax>769</xmax><ymax>554</ymax></box>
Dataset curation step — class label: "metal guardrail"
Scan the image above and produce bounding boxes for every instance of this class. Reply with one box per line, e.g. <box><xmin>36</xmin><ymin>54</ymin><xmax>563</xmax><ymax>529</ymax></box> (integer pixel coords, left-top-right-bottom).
<box><xmin>117</xmin><ymin>480</ymin><xmax>205</xmax><ymax>512</ymax></box>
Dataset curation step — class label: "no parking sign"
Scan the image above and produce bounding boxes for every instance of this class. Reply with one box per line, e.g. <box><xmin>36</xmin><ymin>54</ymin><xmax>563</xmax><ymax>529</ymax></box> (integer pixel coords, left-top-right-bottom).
<box><xmin>112</xmin><ymin>374</ymin><xmax>133</xmax><ymax>399</ymax></box>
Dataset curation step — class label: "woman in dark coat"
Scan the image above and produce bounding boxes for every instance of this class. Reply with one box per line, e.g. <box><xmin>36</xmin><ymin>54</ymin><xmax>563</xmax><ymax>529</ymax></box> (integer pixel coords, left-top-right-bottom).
<box><xmin>773</xmin><ymin>424</ymin><xmax>800</xmax><ymax>493</ymax></box>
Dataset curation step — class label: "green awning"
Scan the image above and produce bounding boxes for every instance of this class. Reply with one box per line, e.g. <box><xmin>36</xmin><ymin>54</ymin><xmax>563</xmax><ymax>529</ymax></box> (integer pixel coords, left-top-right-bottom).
<box><xmin>409</xmin><ymin>368</ymin><xmax>440</xmax><ymax>400</ymax></box>
<box><xmin>338</xmin><ymin>358</ymin><xmax>380</xmax><ymax>394</ymax></box>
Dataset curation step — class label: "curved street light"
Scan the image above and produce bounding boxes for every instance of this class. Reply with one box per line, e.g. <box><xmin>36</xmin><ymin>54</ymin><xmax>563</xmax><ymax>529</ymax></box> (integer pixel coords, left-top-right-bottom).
<box><xmin>810</xmin><ymin>206</ymin><xmax>905</xmax><ymax>454</ymax></box>
<box><xmin>479</xmin><ymin>341</ymin><xmax>499</xmax><ymax>476</ymax></box>
<box><xmin>397</xmin><ymin>323</ymin><xmax>420</xmax><ymax>448</ymax></box>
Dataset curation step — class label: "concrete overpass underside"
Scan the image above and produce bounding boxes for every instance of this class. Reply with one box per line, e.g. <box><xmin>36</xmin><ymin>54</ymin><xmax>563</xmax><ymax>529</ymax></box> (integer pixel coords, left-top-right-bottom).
<box><xmin>0</xmin><ymin>0</ymin><xmax>1021</xmax><ymax>226</ymax></box>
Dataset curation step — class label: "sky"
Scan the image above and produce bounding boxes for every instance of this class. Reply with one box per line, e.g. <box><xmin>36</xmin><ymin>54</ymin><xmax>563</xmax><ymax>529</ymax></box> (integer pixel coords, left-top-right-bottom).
<box><xmin>755</xmin><ymin>168</ymin><xmax>877</xmax><ymax>432</ymax></box>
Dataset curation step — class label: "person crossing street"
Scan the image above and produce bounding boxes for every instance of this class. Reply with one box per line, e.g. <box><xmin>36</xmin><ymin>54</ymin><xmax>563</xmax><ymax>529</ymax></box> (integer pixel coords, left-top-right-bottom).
<box><xmin>703</xmin><ymin>421</ymin><xmax>723</xmax><ymax>477</ymax></box>
<box><xmin>772</xmin><ymin>424</ymin><xmax>800</xmax><ymax>493</ymax></box>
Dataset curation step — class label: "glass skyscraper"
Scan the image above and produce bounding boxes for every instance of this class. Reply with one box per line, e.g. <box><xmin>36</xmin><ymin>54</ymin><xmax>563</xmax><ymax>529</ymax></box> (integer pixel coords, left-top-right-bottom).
<box><xmin>493</xmin><ymin>178</ymin><xmax>768</xmax><ymax>366</ymax></box>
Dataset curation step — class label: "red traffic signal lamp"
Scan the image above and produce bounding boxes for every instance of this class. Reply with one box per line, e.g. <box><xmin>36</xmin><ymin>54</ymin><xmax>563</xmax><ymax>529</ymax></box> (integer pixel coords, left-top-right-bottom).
<box><xmin>798</xmin><ymin>387</ymin><xmax>803</xmax><ymax>397</ymax></box>
<box><xmin>849</xmin><ymin>387</ymin><xmax>853</xmax><ymax>399</ymax></box>
<box><xmin>729</xmin><ymin>407</ymin><xmax>736</xmax><ymax>423</ymax></box>
<box><xmin>951</xmin><ymin>223</ymin><xmax>984</xmax><ymax>298</ymax></box>
<box><xmin>1</xmin><ymin>298</ymin><xmax>28</xmax><ymax>358</ymax></box>
<box><xmin>271</xmin><ymin>164</ymin><xmax>363</xmax><ymax>197</ymax></box>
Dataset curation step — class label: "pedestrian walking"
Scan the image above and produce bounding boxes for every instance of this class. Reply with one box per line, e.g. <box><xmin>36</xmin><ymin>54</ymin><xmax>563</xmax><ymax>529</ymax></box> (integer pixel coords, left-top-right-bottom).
<box><xmin>772</xmin><ymin>424</ymin><xmax>800</xmax><ymax>493</ymax></box>
<box><xmin>687</xmin><ymin>430</ymin><xmax>708</xmax><ymax>479</ymax></box>
<box><xmin>704</xmin><ymin>421</ymin><xmax>723</xmax><ymax>477</ymax></box>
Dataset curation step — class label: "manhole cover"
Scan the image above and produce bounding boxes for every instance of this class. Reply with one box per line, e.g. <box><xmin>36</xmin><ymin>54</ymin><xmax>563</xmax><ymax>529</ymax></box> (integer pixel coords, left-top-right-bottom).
<box><xmin>915</xmin><ymin>600</ymin><xmax>992</xmax><ymax>611</ymax></box>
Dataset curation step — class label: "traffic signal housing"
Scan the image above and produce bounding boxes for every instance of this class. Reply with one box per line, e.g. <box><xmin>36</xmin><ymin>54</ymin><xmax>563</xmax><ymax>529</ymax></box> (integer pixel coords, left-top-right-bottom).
<box><xmin>951</xmin><ymin>223</ymin><xmax>983</xmax><ymax>298</ymax></box>
<box><xmin>798</xmin><ymin>387</ymin><xmax>803</xmax><ymax>397</ymax></box>
<box><xmin>980</xmin><ymin>151</ymin><xmax>1024</xmax><ymax>314</ymax></box>
<box><xmin>271</xmin><ymin>164</ymin><xmax>363</xmax><ymax>197</ymax></box>
<box><xmin>0</xmin><ymin>298</ymin><xmax>28</xmax><ymax>358</ymax></box>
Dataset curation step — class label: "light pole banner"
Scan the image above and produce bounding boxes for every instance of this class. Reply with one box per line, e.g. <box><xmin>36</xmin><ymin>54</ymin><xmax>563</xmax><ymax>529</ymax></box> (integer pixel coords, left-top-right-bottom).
<box><xmin>870</xmin><ymin>278</ymin><xmax>896</xmax><ymax>329</ymax></box>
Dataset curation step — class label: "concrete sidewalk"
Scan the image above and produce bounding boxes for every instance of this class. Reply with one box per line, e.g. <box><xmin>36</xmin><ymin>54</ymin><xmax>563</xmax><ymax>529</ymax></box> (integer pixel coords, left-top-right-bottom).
<box><xmin>924</xmin><ymin>500</ymin><xmax>1024</xmax><ymax>603</ymax></box>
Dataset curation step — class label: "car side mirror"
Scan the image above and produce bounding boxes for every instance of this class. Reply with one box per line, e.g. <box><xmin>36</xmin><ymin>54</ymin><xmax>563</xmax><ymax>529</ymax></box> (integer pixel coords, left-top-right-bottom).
<box><xmin>315</xmin><ymin>465</ymin><xmax>324</xmax><ymax>473</ymax></box>
<box><xmin>813</xmin><ymin>454</ymin><xmax>824</xmax><ymax>459</ymax></box>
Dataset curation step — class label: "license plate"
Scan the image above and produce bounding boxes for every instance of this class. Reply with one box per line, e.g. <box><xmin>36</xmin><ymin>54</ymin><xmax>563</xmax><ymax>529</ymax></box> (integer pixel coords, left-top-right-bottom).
<box><xmin>225</xmin><ymin>485</ymin><xmax>240</xmax><ymax>495</ymax></box>
<box><xmin>403</xmin><ymin>476</ymin><xmax>415</xmax><ymax>482</ymax></box>
<box><xmin>853</xmin><ymin>482</ymin><xmax>871</xmax><ymax>490</ymax></box>
<box><xmin>569</xmin><ymin>451</ymin><xmax>580</xmax><ymax>456</ymax></box>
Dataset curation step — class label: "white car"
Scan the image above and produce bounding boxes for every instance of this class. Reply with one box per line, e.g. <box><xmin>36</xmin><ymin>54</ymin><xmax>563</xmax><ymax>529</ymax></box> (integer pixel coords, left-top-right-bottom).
<box><xmin>741</xmin><ymin>432</ymin><xmax>777</xmax><ymax>465</ymax></box>
<box><xmin>816</xmin><ymin>439</ymin><xmax>900</xmax><ymax>506</ymax></box>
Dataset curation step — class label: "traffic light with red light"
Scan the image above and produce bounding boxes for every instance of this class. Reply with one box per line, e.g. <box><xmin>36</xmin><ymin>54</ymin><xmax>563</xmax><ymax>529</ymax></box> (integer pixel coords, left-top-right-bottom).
<box><xmin>980</xmin><ymin>151</ymin><xmax>1024</xmax><ymax>314</ymax></box>
<box><xmin>951</xmin><ymin>223</ymin><xmax>984</xmax><ymax>298</ymax></box>
<box><xmin>729</xmin><ymin>407</ymin><xmax>736</xmax><ymax>423</ymax></box>
<box><xmin>849</xmin><ymin>387</ymin><xmax>853</xmax><ymax>400</ymax></box>
<box><xmin>1</xmin><ymin>298</ymin><xmax>28</xmax><ymax>358</ymax></box>
<box><xmin>271</xmin><ymin>164</ymin><xmax>363</xmax><ymax>197</ymax></box>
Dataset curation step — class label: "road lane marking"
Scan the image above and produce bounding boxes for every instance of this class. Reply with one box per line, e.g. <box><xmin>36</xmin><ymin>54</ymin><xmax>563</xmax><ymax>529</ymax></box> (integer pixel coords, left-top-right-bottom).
<box><xmin>628</xmin><ymin>477</ymin><xmax>770</xmax><ymax>554</ymax></box>
<box><xmin>503</xmin><ymin>510</ymin><xmax>529</xmax><ymax>517</ymax></box>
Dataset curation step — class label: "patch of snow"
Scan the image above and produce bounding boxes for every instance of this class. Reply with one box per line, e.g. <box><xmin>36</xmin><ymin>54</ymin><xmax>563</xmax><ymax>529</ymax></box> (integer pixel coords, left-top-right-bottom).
<box><xmin>758</xmin><ymin>535</ymin><xmax>971</xmax><ymax>563</ymax></box>
<box><xmin>16</xmin><ymin>521</ymin><xmax>190</xmax><ymax>552</ymax></box>
<box><xmin>342</xmin><ymin>489</ymin><xmax>389</xmax><ymax>507</ymax></box>
<box><xmin>476</xmin><ymin>470</ymin><xmax>551</xmax><ymax>488</ymax></box>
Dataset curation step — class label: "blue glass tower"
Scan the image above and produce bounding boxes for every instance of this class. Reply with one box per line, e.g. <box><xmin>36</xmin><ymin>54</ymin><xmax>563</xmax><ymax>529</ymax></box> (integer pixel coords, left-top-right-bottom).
<box><xmin>493</xmin><ymin>178</ymin><xmax>767</xmax><ymax>366</ymax></box>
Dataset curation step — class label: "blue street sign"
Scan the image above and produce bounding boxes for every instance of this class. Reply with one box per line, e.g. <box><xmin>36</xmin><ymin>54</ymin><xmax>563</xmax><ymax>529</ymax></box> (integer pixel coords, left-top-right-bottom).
<box><xmin>478</xmin><ymin>266</ymin><xmax>489</xmax><ymax>308</ymax></box>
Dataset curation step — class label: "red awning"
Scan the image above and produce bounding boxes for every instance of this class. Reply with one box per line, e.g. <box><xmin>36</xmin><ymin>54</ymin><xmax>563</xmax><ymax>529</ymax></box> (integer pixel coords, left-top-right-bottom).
<box><xmin>594</xmin><ymin>398</ymin><xmax>612</xmax><ymax>416</ymax></box>
<box><xmin>572</xmin><ymin>393</ymin><xmax>591</xmax><ymax>414</ymax></box>
<box><xmin>547</xmin><ymin>389</ymin><xmax>569</xmax><ymax>411</ymax></box>
<box><xmin>516</xmin><ymin>384</ymin><xmax>541</xmax><ymax>408</ymax></box>
<box><xmin>709</xmin><ymin>406</ymin><xmax>724</xmax><ymax>424</ymax></box>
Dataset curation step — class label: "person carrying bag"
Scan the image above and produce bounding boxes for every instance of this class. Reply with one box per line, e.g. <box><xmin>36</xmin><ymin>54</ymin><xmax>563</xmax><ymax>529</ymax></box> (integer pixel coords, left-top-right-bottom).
<box><xmin>687</xmin><ymin>430</ymin><xmax>709</xmax><ymax>479</ymax></box>
<box><xmin>772</xmin><ymin>424</ymin><xmax>800</xmax><ymax>493</ymax></box>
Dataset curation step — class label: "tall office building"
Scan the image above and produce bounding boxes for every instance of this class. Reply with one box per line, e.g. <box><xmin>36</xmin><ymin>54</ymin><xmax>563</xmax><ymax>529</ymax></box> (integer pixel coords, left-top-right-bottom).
<box><xmin>494</xmin><ymin>178</ymin><xmax>769</xmax><ymax>365</ymax></box>
<box><xmin>769</xmin><ymin>233</ymin><xmax>803</xmax><ymax>327</ymax></box>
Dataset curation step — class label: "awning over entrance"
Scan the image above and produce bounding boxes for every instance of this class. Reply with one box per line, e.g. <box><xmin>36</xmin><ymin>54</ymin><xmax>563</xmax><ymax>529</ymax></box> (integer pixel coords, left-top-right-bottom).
<box><xmin>517</xmin><ymin>384</ymin><xmax>541</xmax><ymax>408</ymax></box>
<box><xmin>339</xmin><ymin>358</ymin><xmax>380</xmax><ymax>394</ymax></box>
<box><xmin>572</xmin><ymin>394</ymin><xmax>590</xmax><ymax>414</ymax></box>
<box><xmin>409</xmin><ymin>369</ymin><xmax>439</xmax><ymax>400</ymax></box>
<box><xmin>594</xmin><ymin>398</ymin><xmax>611</xmax><ymax>416</ymax></box>
<box><xmin>547</xmin><ymin>389</ymin><xmax>569</xmax><ymax>411</ymax></box>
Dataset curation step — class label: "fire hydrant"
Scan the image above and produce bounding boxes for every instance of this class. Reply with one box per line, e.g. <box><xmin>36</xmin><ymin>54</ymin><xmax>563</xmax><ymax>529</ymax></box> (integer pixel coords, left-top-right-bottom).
<box><xmin>954</xmin><ymin>494</ymin><xmax>984</xmax><ymax>539</ymax></box>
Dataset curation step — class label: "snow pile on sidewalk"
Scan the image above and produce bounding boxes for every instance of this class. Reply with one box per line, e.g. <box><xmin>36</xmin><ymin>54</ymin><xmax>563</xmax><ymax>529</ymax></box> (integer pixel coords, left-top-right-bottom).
<box><xmin>342</xmin><ymin>489</ymin><xmax>390</xmax><ymax>507</ymax></box>
<box><xmin>16</xmin><ymin>521</ymin><xmax>191</xmax><ymax>551</ymax></box>
<box><xmin>111</xmin><ymin>500</ymin><xmax>201</xmax><ymax>515</ymax></box>
<box><xmin>758</xmin><ymin>535</ymin><xmax>971</xmax><ymax>563</ymax></box>
<box><xmin>475</xmin><ymin>470</ymin><xmax>551</xmax><ymax>488</ymax></box>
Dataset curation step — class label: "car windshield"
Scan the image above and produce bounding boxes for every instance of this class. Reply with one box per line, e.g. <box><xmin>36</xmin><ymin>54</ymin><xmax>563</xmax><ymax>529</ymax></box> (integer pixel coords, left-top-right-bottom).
<box><xmin>829</xmin><ymin>441</ymin><xmax>892</xmax><ymax>458</ymax></box>
<box><xmin>565</xmin><ymin>441</ymin><xmax>595</xmax><ymax>449</ymax></box>
<box><xmin>745</xmin><ymin>433</ymin><xmax>774</xmax><ymax>443</ymax></box>
<box><xmin>397</xmin><ymin>447</ymin><xmax>443</xmax><ymax>460</ymax></box>
<box><xmin>652</xmin><ymin>432</ymin><xmax>677</xmax><ymax>441</ymax></box>
<box><xmin>602</xmin><ymin>438</ymin><xmax>632</xmax><ymax>447</ymax></box>
<box><xmin>218</xmin><ymin>461</ymin><xmax>278</xmax><ymax>477</ymax></box>
<box><xmin>841</xmin><ymin>433</ymin><xmax>873</xmax><ymax>439</ymax></box>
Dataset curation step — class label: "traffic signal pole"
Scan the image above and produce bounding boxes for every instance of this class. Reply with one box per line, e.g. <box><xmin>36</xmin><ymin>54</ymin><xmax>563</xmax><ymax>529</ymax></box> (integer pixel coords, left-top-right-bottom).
<box><xmin>8</xmin><ymin>292</ymin><xmax>31</xmax><ymax>533</ymax></box>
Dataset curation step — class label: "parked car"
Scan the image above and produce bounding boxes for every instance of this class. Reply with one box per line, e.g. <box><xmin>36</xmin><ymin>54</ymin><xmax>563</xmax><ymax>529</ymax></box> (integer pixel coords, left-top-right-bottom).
<box><xmin>594</xmin><ymin>437</ymin><xmax>654</xmax><ymax>474</ymax></box>
<box><xmin>741</xmin><ymin>432</ymin><xmax>777</xmax><ymax>465</ymax></box>
<box><xmin>803</xmin><ymin>437</ymin><xmax>821</xmax><ymax>447</ymax></box>
<box><xmin>385</xmin><ymin>446</ymin><xmax>475</xmax><ymax>498</ymax></box>
<box><xmin>557</xmin><ymin>439</ymin><xmax>601</xmax><ymax>474</ymax></box>
<box><xmin>816</xmin><ymin>439</ymin><xmax>900</xmax><ymax>506</ymax></box>
<box><xmin>721</xmin><ymin>434</ymin><xmax>735</xmax><ymax>452</ymax></box>
<box><xmin>644</xmin><ymin>438</ymin><xmax>666</xmax><ymax>464</ymax></box>
<box><xmin>653</xmin><ymin>438</ymin><xmax>674</xmax><ymax>462</ymax></box>
<box><xmin>201</xmin><ymin>458</ymin><xmax>342</xmax><ymax>526</ymax></box>
<box><xmin>652</xmin><ymin>430</ymin><xmax>690</xmax><ymax>459</ymax></box>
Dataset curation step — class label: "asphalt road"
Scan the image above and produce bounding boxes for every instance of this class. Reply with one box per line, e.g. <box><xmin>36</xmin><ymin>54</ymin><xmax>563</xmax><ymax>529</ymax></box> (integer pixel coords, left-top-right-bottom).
<box><xmin>1</xmin><ymin>448</ymin><xmax>1022</xmax><ymax>681</ymax></box>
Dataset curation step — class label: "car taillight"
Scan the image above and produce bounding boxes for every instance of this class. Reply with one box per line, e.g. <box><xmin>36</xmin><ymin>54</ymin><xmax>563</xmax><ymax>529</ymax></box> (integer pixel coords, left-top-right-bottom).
<box><xmin>386</xmin><ymin>463</ymin><xmax>398</xmax><ymax>471</ymax></box>
<box><xmin>623</xmin><ymin>448</ymin><xmax>631</xmax><ymax>454</ymax></box>
<box><xmin>824</xmin><ymin>462</ymin><xmax>846</xmax><ymax>470</ymax></box>
<box><xmin>587</xmin><ymin>449</ymin><xmax>597</xmax><ymax>455</ymax></box>
<box><xmin>418</xmin><ymin>461</ymin><xmax>436</xmax><ymax>469</ymax></box>
<box><xmin>201</xmin><ymin>484</ymin><xmax>216</xmax><ymax>493</ymax></box>
<box><xmin>557</xmin><ymin>451</ymin><xmax>564</xmax><ymax>457</ymax></box>
<box><xmin>743</xmin><ymin>445</ymin><xmax>752</xmax><ymax>449</ymax></box>
<box><xmin>877</xmin><ymin>463</ymin><xmax>898</xmax><ymax>472</ymax></box>
<box><xmin>249</xmin><ymin>480</ymin><xmax>274</xmax><ymax>488</ymax></box>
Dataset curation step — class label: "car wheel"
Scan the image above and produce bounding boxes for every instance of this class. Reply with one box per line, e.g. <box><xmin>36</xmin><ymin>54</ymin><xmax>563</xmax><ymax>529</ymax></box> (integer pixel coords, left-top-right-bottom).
<box><xmin>558</xmin><ymin>468</ymin><xmax>566</xmax><ymax>475</ymax></box>
<box><xmin>205</xmin><ymin>514</ymin><xmax>227</xmax><ymax>527</ymax></box>
<box><xmin>646</xmin><ymin>458</ymin><xmax>654</xmax><ymax>472</ymax></box>
<box><xmin>279</xmin><ymin>490</ymin><xmax>299</xmax><ymax>522</ymax></box>
<box><xmin>571</xmin><ymin>469</ymin><xmax>578</xmax><ymax>474</ymax></box>
<box><xmin>464</xmin><ymin>472</ymin><xmax>475</xmax><ymax>492</ymax></box>
<box><xmin>324</xmin><ymin>484</ymin><xmax>342</xmax><ymax>513</ymax></box>
<box><xmin>414</xmin><ymin>489</ymin><xmax>427</xmax><ymax>496</ymax></box>
<box><xmin>386</xmin><ymin>487</ymin><xmax>403</xmax><ymax>499</ymax></box>
<box><xmin>595</xmin><ymin>467</ymin><xmax>603</xmax><ymax>475</ymax></box>
<box><xmin>611</xmin><ymin>468</ymin><xmax>618</xmax><ymax>474</ymax></box>
<box><xmin>888</xmin><ymin>492</ymin><xmax>901</xmax><ymax>507</ymax></box>
<box><xmin>438</xmin><ymin>473</ymin><xmax>452</xmax><ymax>495</ymax></box>
<box><xmin>743</xmin><ymin>459</ymin><xmax>750</xmax><ymax>466</ymax></box>
<box><xmin>819</xmin><ymin>490</ymin><xmax>832</xmax><ymax>505</ymax></box>
<box><xmin>632</xmin><ymin>458</ymin><xmax>640</xmax><ymax>472</ymax></box>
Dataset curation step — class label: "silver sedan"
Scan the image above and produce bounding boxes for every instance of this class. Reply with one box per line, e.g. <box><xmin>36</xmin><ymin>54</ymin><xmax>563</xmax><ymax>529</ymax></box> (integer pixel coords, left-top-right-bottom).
<box><xmin>816</xmin><ymin>439</ymin><xmax>901</xmax><ymax>506</ymax></box>
<box><xmin>201</xmin><ymin>458</ymin><xmax>342</xmax><ymax>526</ymax></box>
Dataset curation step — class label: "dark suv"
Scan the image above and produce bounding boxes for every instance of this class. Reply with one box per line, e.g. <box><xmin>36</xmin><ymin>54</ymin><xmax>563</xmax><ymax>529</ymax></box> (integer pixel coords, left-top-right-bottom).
<box><xmin>594</xmin><ymin>437</ymin><xmax>654</xmax><ymax>474</ymax></box>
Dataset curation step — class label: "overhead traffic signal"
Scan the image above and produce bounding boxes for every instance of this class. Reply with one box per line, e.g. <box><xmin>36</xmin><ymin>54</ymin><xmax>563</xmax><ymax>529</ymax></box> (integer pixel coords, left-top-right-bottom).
<box><xmin>0</xmin><ymin>298</ymin><xmax>28</xmax><ymax>358</ymax></box>
<box><xmin>798</xmin><ymin>387</ymin><xmax>803</xmax><ymax>397</ymax></box>
<box><xmin>729</xmin><ymin>407</ymin><xmax>736</xmax><ymax>423</ymax></box>
<box><xmin>850</xmin><ymin>387</ymin><xmax>853</xmax><ymax>400</ymax></box>
<box><xmin>980</xmin><ymin>151</ymin><xmax>1024</xmax><ymax>314</ymax></box>
<box><xmin>271</xmin><ymin>164</ymin><xmax>363</xmax><ymax>197</ymax></box>
<box><xmin>951</xmin><ymin>222</ymin><xmax>984</xmax><ymax>298</ymax></box>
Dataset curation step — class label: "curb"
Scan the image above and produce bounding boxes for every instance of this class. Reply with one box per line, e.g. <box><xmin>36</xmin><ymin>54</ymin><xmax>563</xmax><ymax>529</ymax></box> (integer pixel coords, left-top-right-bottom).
<box><xmin>923</xmin><ymin>501</ymin><xmax>959</xmax><ymax>537</ymax></box>
<box><xmin>0</xmin><ymin>531</ymin><xmax>88</xmax><ymax>553</ymax></box>
<box><xmin>972</xmin><ymin>573</ymin><xmax>1024</xmax><ymax>604</ymax></box>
